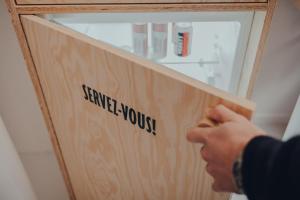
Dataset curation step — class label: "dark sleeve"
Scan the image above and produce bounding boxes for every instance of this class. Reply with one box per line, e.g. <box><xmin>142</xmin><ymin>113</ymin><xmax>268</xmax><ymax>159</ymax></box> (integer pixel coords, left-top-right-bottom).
<box><xmin>242</xmin><ymin>135</ymin><xmax>300</xmax><ymax>200</ymax></box>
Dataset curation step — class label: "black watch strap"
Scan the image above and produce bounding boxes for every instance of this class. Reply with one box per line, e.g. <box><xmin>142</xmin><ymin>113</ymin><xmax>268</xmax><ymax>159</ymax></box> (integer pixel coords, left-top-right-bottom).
<box><xmin>232</xmin><ymin>151</ymin><xmax>245</xmax><ymax>194</ymax></box>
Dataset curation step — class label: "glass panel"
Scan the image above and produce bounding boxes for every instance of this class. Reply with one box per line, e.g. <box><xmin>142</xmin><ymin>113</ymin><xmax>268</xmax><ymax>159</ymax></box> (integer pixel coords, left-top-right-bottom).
<box><xmin>45</xmin><ymin>12</ymin><xmax>254</xmax><ymax>95</ymax></box>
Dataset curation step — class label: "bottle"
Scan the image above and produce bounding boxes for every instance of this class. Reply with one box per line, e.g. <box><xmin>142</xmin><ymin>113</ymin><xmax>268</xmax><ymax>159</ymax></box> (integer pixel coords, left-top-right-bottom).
<box><xmin>173</xmin><ymin>22</ymin><xmax>193</xmax><ymax>57</ymax></box>
<box><xmin>172</xmin><ymin>22</ymin><xmax>176</xmax><ymax>44</ymax></box>
<box><xmin>132</xmin><ymin>23</ymin><xmax>148</xmax><ymax>57</ymax></box>
<box><xmin>151</xmin><ymin>23</ymin><xmax>168</xmax><ymax>60</ymax></box>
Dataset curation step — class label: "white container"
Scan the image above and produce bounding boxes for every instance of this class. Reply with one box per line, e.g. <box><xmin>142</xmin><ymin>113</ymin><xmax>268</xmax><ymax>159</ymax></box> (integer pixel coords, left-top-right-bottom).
<box><xmin>151</xmin><ymin>23</ymin><xmax>168</xmax><ymax>60</ymax></box>
<box><xmin>173</xmin><ymin>22</ymin><xmax>193</xmax><ymax>57</ymax></box>
<box><xmin>172</xmin><ymin>22</ymin><xmax>176</xmax><ymax>43</ymax></box>
<box><xmin>132</xmin><ymin>23</ymin><xmax>148</xmax><ymax>57</ymax></box>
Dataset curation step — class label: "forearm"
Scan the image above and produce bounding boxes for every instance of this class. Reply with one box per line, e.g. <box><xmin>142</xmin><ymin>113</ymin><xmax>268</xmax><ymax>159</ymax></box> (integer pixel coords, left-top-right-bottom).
<box><xmin>242</xmin><ymin>135</ymin><xmax>300</xmax><ymax>200</ymax></box>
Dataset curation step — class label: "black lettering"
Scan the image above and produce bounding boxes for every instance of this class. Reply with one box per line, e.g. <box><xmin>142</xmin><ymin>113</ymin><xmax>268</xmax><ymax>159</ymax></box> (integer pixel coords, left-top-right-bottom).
<box><xmin>146</xmin><ymin>116</ymin><xmax>152</xmax><ymax>133</ymax></box>
<box><xmin>93</xmin><ymin>89</ymin><xmax>100</xmax><ymax>106</ymax></box>
<box><xmin>137</xmin><ymin>112</ymin><xmax>145</xmax><ymax>129</ymax></box>
<box><xmin>121</xmin><ymin>103</ymin><xmax>129</xmax><ymax>120</ymax></box>
<box><xmin>87</xmin><ymin>86</ymin><xmax>94</xmax><ymax>103</ymax></box>
<box><xmin>152</xmin><ymin>119</ymin><xmax>156</xmax><ymax>135</ymax></box>
<box><xmin>107</xmin><ymin>96</ymin><xmax>113</xmax><ymax>113</ymax></box>
<box><xmin>112</xmin><ymin>99</ymin><xmax>118</xmax><ymax>116</ymax></box>
<box><xmin>99</xmin><ymin>92</ymin><xmax>106</xmax><ymax>109</ymax></box>
<box><xmin>82</xmin><ymin>84</ymin><xmax>157</xmax><ymax>135</ymax></box>
<box><xmin>82</xmin><ymin>84</ymin><xmax>88</xmax><ymax>100</ymax></box>
<box><xmin>129</xmin><ymin>108</ymin><xmax>137</xmax><ymax>125</ymax></box>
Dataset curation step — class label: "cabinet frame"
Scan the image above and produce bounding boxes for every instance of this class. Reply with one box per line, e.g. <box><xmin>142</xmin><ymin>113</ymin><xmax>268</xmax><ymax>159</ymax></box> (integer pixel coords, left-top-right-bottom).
<box><xmin>15</xmin><ymin>0</ymin><xmax>268</xmax><ymax>5</ymax></box>
<box><xmin>5</xmin><ymin>0</ymin><xmax>277</xmax><ymax>199</ymax></box>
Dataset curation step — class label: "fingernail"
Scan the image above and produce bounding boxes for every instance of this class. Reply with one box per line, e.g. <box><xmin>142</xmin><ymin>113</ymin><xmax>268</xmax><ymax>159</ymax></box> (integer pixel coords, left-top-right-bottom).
<box><xmin>206</xmin><ymin>108</ymin><xmax>212</xmax><ymax>116</ymax></box>
<box><xmin>207</xmin><ymin>108</ymin><xmax>215</xmax><ymax>117</ymax></box>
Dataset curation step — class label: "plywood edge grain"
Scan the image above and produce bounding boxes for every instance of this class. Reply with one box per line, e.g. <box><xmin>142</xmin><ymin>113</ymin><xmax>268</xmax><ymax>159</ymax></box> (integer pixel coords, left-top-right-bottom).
<box><xmin>15</xmin><ymin>3</ymin><xmax>268</xmax><ymax>14</ymax></box>
<box><xmin>294</xmin><ymin>0</ymin><xmax>300</xmax><ymax>9</ymax></box>
<box><xmin>5</xmin><ymin>0</ymin><xmax>13</xmax><ymax>12</ymax></box>
<box><xmin>5</xmin><ymin>2</ymin><xmax>76</xmax><ymax>200</ymax></box>
<box><xmin>21</xmin><ymin>14</ymin><xmax>255</xmax><ymax>117</ymax></box>
<box><xmin>16</xmin><ymin>0</ymin><xmax>268</xmax><ymax>5</ymax></box>
<box><xmin>246</xmin><ymin>0</ymin><xmax>277</xmax><ymax>97</ymax></box>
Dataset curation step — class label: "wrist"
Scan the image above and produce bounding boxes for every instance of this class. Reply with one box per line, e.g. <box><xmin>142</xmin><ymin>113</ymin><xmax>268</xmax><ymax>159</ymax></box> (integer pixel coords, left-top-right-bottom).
<box><xmin>232</xmin><ymin>150</ymin><xmax>245</xmax><ymax>194</ymax></box>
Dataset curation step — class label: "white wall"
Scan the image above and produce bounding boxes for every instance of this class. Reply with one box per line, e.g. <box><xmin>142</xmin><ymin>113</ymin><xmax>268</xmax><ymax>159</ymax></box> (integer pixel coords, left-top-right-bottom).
<box><xmin>0</xmin><ymin>0</ymin><xmax>300</xmax><ymax>200</ymax></box>
<box><xmin>233</xmin><ymin>1</ymin><xmax>300</xmax><ymax>199</ymax></box>
<box><xmin>283</xmin><ymin>94</ymin><xmax>300</xmax><ymax>140</ymax></box>
<box><xmin>0</xmin><ymin>3</ymin><xmax>69</xmax><ymax>200</ymax></box>
<box><xmin>252</xmin><ymin>0</ymin><xmax>300</xmax><ymax>137</ymax></box>
<box><xmin>0</xmin><ymin>116</ymin><xmax>37</xmax><ymax>200</ymax></box>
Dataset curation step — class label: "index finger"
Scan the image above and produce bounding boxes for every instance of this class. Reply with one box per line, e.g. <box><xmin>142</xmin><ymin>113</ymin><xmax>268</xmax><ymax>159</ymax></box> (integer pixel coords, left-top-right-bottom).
<box><xmin>186</xmin><ymin>127</ymin><xmax>212</xmax><ymax>144</ymax></box>
<box><xmin>208</xmin><ymin>105</ymin><xmax>242</xmax><ymax>123</ymax></box>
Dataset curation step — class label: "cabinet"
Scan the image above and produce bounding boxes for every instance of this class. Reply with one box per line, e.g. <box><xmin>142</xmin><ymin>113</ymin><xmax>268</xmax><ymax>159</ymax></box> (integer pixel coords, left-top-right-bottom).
<box><xmin>6</xmin><ymin>1</ymin><xmax>276</xmax><ymax>200</ymax></box>
<box><xmin>45</xmin><ymin>11</ymin><xmax>254</xmax><ymax>95</ymax></box>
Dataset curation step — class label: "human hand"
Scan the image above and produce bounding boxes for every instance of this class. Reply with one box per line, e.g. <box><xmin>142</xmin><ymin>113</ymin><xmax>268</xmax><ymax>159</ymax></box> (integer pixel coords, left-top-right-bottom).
<box><xmin>186</xmin><ymin>105</ymin><xmax>265</xmax><ymax>192</ymax></box>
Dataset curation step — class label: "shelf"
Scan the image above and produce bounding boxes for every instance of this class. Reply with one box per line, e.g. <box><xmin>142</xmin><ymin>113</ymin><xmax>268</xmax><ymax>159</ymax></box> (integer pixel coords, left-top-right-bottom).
<box><xmin>47</xmin><ymin>11</ymin><xmax>254</xmax><ymax>95</ymax></box>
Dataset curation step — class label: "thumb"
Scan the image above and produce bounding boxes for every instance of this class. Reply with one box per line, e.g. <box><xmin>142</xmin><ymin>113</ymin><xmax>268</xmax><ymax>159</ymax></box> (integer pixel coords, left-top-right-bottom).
<box><xmin>208</xmin><ymin>105</ymin><xmax>242</xmax><ymax>123</ymax></box>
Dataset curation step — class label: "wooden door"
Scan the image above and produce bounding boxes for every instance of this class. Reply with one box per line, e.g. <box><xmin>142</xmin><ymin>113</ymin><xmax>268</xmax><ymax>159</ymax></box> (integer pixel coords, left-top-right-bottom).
<box><xmin>16</xmin><ymin>0</ymin><xmax>267</xmax><ymax>5</ymax></box>
<box><xmin>21</xmin><ymin>15</ymin><xmax>254</xmax><ymax>200</ymax></box>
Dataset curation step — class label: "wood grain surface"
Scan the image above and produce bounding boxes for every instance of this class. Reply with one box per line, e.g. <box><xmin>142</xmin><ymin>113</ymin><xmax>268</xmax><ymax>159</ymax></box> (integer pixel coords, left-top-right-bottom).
<box><xmin>17</xmin><ymin>0</ymin><xmax>267</xmax><ymax>5</ymax></box>
<box><xmin>15</xmin><ymin>3</ymin><xmax>268</xmax><ymax>14</ymax></box>
<box><xmin>22</xmin><ymin>15</ymin><xmax>254</xmax><ymax>200</ymax></box>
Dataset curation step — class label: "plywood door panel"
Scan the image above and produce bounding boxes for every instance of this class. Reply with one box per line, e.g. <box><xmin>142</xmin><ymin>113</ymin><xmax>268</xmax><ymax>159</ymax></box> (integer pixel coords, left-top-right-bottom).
<box><xmin>21</xmin><ymin>15</ymin><xmax>254</xmax><ymax>200</ymax></box>
<box><xmin>16</xmin><ymin>0</ymin><xmax>267</xmax><ymax>5</ymax></box>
